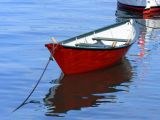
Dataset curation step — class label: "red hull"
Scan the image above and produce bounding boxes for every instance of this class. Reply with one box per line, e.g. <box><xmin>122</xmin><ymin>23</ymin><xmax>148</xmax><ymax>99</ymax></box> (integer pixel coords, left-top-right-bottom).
<box><xmin>45</xmin><ymin>44</ymin><xmax>130</xmax><ymax>74</ymax></box>
<box><xmin>118</xmin><ymin>2</ymin><xmax>160</xmax><ymax>16</ymax></box>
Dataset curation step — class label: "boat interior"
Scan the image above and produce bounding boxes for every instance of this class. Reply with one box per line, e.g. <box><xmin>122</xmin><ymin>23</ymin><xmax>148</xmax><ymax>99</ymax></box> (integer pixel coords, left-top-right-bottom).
<box><xmin>61</xmin><ymin>21</ymin><xmax>136</xmax><ymax>49</ymax></box>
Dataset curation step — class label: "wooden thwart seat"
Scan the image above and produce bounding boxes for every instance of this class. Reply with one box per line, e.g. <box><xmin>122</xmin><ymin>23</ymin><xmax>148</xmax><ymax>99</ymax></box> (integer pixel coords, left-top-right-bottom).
<box><xmin>92</xmin><ymin>37</ymin><xmax>131</xmax><ymax>47</ymax></box>
<box><xmin>75</xmin><ymin>43</ymin><xmax>110</xmax><ymax>48</ymax></box>
<box><xmin>92</xmin><ymin>37</ymin><xmax>128</xmax><ymax>42</ymax></box>
<box><xmin>74</xmin><ymin>37</ymin><xmax>131</xmax><ymax>48</ymax></box>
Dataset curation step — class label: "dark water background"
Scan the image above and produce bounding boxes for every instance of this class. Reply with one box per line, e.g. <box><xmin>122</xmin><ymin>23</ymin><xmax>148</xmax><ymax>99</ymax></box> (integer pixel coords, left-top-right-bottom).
<box><xmin>0</xmin><ymin>0</ymin><xmax>160</xmax><ymax>120</ymax></box>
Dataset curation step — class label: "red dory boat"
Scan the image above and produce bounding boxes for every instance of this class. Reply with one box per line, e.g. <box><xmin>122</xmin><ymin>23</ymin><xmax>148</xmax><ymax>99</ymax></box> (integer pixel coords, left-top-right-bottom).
<box><xmin>45</xmin><ymin>20</ymin><xmax>139</xmax><ymax>74</ymax></box>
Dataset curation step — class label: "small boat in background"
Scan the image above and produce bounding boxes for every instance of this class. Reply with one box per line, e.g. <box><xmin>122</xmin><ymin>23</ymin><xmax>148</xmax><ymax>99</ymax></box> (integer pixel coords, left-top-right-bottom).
<box><xmin>117</xmin><ymin>0</ymin><xmax>160</xmax><ymax>15</ymax></box>
<box><xmin>45</xmin><ymin>20</ymin><xmax>139</xmax><ymax>74</ymax></box>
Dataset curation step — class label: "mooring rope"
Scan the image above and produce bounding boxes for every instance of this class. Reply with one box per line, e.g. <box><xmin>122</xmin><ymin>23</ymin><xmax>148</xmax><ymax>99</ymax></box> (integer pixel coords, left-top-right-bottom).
<box><xmin>13</xmin><ymin>39</ymin><xmax>58</xmax><ymax>112</ymax></box>
<box><xmin>13</xmin><ymin>56</ymin><xmax>53</xmax><ymax>112</ymax></box>
<box><xmin>135</xmin><ymin>20</ymin><xmax>160</xmax><ymax>29</ymax></box>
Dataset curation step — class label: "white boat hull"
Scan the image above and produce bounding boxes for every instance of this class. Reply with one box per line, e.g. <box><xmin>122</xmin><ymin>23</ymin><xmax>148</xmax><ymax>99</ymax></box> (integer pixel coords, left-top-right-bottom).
<box><xmin>118</xmin><ymin>0</ymin><xmax>160</xmax><ymax>8</ymax></box>
<box><xmin>117</xmin><ymin>0</ymin><xmax>160</xmax><ymax>15</ymax></box>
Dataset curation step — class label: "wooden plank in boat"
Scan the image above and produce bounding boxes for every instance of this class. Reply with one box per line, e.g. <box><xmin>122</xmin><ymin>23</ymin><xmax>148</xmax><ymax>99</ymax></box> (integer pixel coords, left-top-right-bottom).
<box><xmin>92</xmin><ymin>37</ymin><xmax>128</xmax><ymax>42</ymax></box>
<box><xmin>75</xmin><ymin>43</ymin><xmax>110</xmax><ymax>48</ymax></box>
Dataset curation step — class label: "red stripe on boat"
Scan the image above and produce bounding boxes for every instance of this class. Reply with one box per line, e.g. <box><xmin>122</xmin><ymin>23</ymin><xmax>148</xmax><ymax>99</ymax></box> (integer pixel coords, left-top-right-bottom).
<box><xmin>143</xmin><ymin>7</ymin><xmax>160</xmax><ymax>15</ymax></box>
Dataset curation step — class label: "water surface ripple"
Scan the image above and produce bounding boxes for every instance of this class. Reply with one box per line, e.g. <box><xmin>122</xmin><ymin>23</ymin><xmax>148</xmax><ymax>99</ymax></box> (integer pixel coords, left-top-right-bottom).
<box><xmin>0</xmin><ymin>0</ymin><xmax>160</xmax><ymax>120</ymax></box>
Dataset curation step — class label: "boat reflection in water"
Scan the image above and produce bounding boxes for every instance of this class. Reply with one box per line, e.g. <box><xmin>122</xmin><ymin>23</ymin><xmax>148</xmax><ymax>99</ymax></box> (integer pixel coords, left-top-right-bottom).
<box><xmin>116</xmin><ymin>9</ymin><xmax>160</xmax><ymax>40</ymax></box>
<box><xmin>115</xmin><ymin>8</ymin><xmax>144</xmax><ymax>19</ymax></box>
<box><xmin>43</xmin><ymin>59</ymin><xmax>133</xmax><ymax>116</ymax></box>
<box><xmin>116</xmin><ymin>9</ymin><xmax>160</xmax><ymax>57</ymax></box>
<box><xmin>136</xmin><ymin>19</ymin><xmax>160</xmax><ymax>57</ymax></box>
<box><xmin>116</xmin><ymin>7</ymin><xmax>160</xmax><ymax>19</ymax></box>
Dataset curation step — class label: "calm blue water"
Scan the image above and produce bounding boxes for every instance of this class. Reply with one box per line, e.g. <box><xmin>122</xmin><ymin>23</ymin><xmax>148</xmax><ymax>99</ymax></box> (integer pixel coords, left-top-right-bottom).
<box><xmin>0</xmin><ymin>0</ymin><xmax>160</xmax><ymax>120</ymax></box>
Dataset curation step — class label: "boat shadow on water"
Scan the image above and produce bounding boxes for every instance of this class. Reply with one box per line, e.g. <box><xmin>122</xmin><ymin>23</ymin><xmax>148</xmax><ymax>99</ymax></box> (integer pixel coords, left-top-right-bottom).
<box><xmin>116</xmin><ymin>7</ymin><xmax>160</xmax><ymax>19</ymax></box>
<box><xmin>43</xmin><ymin>58</ymin><xmax>133</xmax><ymax>117</ymax></box>
<box><xmin>116</xmin><ymin>8</ymin><xmax>160</xmax><ymax>57</ymax></box>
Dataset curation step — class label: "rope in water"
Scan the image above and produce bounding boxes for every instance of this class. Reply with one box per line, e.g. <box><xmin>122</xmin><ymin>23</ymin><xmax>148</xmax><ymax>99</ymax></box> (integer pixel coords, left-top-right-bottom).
<box><xmin>13</xmin><ymin>39</ymin><xmax>58</xmax><ymax>112</ymax></box>
<box><xmin>13</xmin><ymin>56</ymin><xmax>52</xmax><ymax>112</ymax></box>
